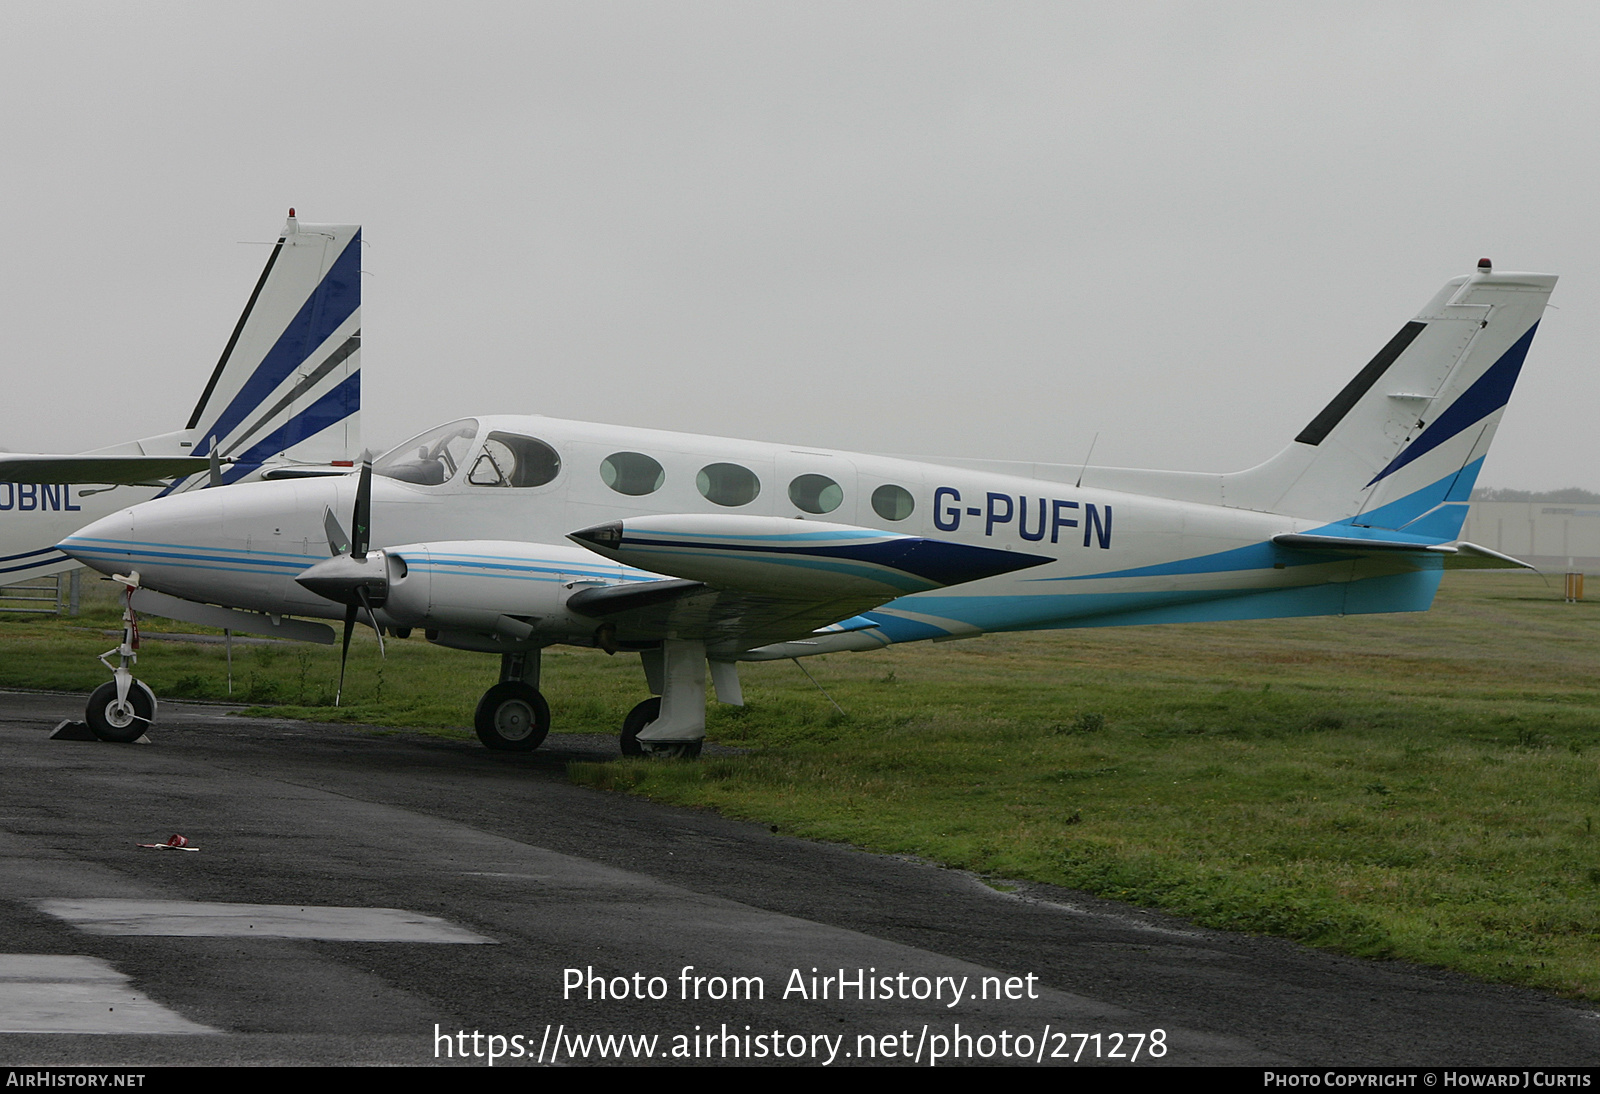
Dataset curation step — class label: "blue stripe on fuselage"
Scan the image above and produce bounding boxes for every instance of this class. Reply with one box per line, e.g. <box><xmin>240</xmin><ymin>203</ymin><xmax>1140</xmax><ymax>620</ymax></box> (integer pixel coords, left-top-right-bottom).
<box><xmin>868</xmin><ymin>566</ymin><xmax>1444</xmax><ymax>638</ymax></box>
<box><xmin>1033</xmin><ymin>464</ymin><xmax>1473</xmax><ymax>586</ymax></box>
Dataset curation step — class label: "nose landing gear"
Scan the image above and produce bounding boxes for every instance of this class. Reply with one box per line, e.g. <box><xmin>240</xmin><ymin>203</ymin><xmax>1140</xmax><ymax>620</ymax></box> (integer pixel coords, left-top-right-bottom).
<box><xmin>86</xmin><ymin>572</ymin><xmax>158</xmax><ymax>743</ymax></box>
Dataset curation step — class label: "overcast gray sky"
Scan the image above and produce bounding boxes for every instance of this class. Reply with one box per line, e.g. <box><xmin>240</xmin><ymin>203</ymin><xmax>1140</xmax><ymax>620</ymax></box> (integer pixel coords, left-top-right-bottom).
<box><xmin>3</xmin><ymin>1</ymin><xmax>1596</xmax><ymax>489</ymax></box>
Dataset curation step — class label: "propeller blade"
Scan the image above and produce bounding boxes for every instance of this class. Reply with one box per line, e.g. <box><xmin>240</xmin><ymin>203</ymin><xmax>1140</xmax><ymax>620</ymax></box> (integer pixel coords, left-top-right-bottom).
<box><xmin>323</xmin><ymin>507</ymin><xmax>351</xmax><ymax>556</ymax></box>
<box><xmin>351</xmin><ymin>461</ymin><xmax>372</xmax><ymax>561</ymax></box>
<box><xmin>356</xmin><ymin>585</ymin><xmax>386</xmax><ymax>659</ymax></box>
<box><xmin>319</xmin><ymin>462</ymin><xmax>380</xmax><ymax>703</ymax></box>
<box><xmin>208</xmin><ymin>439</ymin><xmax>223</xmax><ymax>489</ymax></box>
<box><xmin>335</xmin><ymin>603</ymin><xmax>357</xmax><ymax>706</ymax></box>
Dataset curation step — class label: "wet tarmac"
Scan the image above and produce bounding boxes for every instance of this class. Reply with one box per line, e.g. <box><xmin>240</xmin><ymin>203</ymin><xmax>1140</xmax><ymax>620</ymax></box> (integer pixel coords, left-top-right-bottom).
<box><xmin>2</xmin><ymin>689</ymin><xmax>1595</xmax><ymax>1067</ymax></box>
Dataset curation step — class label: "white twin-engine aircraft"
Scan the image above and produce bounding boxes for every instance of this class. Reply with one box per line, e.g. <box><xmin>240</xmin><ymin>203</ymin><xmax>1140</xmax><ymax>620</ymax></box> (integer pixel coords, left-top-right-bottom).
<box><xmin>0</xmin><ymin>210</ymin><xmax>362</xmax><ymax>583</ymax></box>
<box><xmin>61</xmin><ymin>261</ymin><xmax>1551</xmax><ymax>756</ymax></box>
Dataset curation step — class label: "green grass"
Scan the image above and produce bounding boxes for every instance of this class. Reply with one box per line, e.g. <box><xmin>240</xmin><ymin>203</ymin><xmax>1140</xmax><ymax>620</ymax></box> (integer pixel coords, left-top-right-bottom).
<box><xmin>7</xmin><ymin>570</ymin><xmax>1600</xmax><ymax>997</ymax></box>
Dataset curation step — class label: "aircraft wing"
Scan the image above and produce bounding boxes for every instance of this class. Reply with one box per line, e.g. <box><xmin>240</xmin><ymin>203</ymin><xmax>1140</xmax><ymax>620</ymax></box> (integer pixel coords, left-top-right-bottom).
<box><xmin>565</xmin><ymin>514</ymin><xmax>1054</xmax><ymax>654</ymax></box>
<box><xmin>0</xmin><ymin>453</ymin><xmax>217</xmax><ymax>485</ymax></box>
<box><xmin>564</xmin><ymin>576</ymin><xmax>901</xmax><ymax>653</ymax></box>
<box><xmin>281</xmin><ymin>518</ymin><xmax>1045</xmax><ymax>663</ymax></box>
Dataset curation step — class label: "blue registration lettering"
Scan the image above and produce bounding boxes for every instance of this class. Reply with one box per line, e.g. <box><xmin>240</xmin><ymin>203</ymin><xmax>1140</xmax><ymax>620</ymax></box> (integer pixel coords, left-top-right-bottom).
<box><xmin>1084</xmin><ymin>504</ymin><xmax>1112</xmax><ymax>549</ymax></box>
<box><xmin>0</xmin><ymin>483</ymin><xmax>11</xmax><ymax>510</ymax></box>
<box><xmin>985</xmin><ymin>492</ymin><xmax>1013</xmax><ymax>537</ymax></box>
<box><xmin>1018</xmin><ymin>496</ymin><xmax>1047</xmax><ymax>542</ymax></box>
<box><xmin>18</xmin><ymin>484</ymin><xmax>36</xmax><ymax>511</ymax></box>
<box><xmin>1050</xmin><ymin>499</ymin><xmax>1079</xmax><ymax>544</ymax></box>
<box><xmin>40</xmin><ymin>484</ymin><xmax>62</xmax><ymax>511</ymax></box>
<box><xmin>934</xmin><ymin>486</ymin><xmax>962</xmax><ymax>532</ymax></box>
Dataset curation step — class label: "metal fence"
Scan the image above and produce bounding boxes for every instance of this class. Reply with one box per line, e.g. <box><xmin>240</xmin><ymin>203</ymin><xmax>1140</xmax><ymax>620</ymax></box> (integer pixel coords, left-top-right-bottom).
<box><xmin>0</xmin><ymin>569</ymin><xmax>80</xmax><ymax>616</ymax></box>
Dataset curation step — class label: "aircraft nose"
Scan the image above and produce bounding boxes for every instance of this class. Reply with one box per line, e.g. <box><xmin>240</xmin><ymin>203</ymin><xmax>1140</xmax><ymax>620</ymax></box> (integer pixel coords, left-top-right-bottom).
<box><xmin>56</xmin><ymin>507</ymin><xmax>139</xmax><ymax>576</ymax></box>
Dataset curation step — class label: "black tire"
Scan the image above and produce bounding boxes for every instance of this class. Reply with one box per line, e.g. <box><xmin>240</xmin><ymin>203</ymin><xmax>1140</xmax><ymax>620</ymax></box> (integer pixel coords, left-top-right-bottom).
<box><xmin>85</xmin><ymin>680</ymin><xmax>155</xmax><ymax>743</ymax></box>
<box><xmin>473</xmin><ymin>682</ymin><xmax>550</xmax><ymax>751</ymax></box>
<box><xmin>620</xmin><ymin>698</ymin><xmax>702</xmax><ymax>758</ymax></box>
<box><xmin>620</xmin><ymin>697</ymin><xmax>660</xmax><ymax>757</ymax></box>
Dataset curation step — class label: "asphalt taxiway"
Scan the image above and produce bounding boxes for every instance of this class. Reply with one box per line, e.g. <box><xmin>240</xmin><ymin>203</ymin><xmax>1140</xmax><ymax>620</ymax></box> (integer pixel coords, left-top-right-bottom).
<box><xmin>1</xmin><ymin>689</ymin><xmax>1595</xmax><ymax>1067</ymax></box>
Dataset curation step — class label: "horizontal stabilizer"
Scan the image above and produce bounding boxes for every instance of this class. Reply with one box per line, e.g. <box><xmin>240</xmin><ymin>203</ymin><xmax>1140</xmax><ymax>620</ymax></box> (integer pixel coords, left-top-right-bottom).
<box><xmin>1271</xmin><ymin>533</ymin><xmax>1532</xmax><ymax>570</ymax></box>
<box><xmin>1444</xmin><ymin>542</ymin><xmax>1534</xmax><ymax>570</ymax></box>
<box><xmin>1272</xmin><ymin>533</ymin><xmax>1455</xmax><ymax>555</ymax></box>
<box><xmin>0</xmin><ymin>454</ymin><xmax>217</xmax><ymax>485</ymax></box>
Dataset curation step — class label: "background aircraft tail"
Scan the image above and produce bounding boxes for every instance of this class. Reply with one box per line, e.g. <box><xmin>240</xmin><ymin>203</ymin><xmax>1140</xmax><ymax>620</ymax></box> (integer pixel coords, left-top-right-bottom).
<box><xmin>0</xmin><ymin>213</ymin><xmax>363</xmax><ymax>585</ymax></box>
<box><xmin>164</xmin><ymin>210</ymin><xmax>362</xmax><ymax>488</ymax></box>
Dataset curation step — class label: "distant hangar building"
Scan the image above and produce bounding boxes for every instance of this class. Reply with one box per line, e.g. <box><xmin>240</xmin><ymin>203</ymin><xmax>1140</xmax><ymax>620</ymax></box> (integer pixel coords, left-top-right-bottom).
<box><xmin>1462</xmin><ymin>498</ymin><xmax>1600</xmax><ymax>573</ymax></box>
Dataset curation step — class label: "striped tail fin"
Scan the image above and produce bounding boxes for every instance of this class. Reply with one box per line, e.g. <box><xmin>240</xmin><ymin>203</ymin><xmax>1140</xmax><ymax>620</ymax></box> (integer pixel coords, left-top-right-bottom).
<box><xmin>180</xmin><ymin>210</ymin><xmax>362</xmax><ymax>486</ymax></box>
<box><xmin>1227</xmin><ymin>263</ymin><xmax>1556</xmax><ymax>537</ymax></box>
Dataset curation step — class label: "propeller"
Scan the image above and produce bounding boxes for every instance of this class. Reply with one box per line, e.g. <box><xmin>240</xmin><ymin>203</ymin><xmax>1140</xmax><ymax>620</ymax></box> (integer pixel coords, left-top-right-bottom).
<box><xmin>295</xmin><ymin>461</ymin><xmax>387</xmax><ymax>704</ymax></box>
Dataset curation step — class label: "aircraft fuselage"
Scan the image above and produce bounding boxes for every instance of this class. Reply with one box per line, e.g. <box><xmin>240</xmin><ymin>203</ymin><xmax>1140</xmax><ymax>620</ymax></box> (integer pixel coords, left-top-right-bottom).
<box><xmin>61</xmin><ymin>413</ymin><xmax>1439</xmax><ymax>654</ymax></box>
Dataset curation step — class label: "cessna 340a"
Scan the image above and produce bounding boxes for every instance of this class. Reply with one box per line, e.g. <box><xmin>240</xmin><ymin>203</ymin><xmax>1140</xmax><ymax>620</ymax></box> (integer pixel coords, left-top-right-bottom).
<box><xmin>60</xmin><ymin>261</ymin><xmax>1551</xmax><ymax>756</ymax></box>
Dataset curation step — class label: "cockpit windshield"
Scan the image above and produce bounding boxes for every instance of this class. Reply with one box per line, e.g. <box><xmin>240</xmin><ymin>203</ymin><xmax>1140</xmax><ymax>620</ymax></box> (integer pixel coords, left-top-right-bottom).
<box><xmin>372</xmin><ymin>419</ymin><xmax>480</xmax><ymax>485</ymax></box>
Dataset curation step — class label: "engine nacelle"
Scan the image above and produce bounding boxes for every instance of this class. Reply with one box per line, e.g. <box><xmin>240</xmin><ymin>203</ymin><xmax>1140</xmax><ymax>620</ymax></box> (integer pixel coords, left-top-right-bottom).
<box><xmin>381</xmin><ymin>540</ymin><xmax>637</xmax><ymax>637</ymax></box>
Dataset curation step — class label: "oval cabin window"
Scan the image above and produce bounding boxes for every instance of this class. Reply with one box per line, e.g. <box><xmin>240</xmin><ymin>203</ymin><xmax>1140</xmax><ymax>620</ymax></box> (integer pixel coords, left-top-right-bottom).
<box><xmin>696</xmin><ymin>463</ymin><xmax>761</xmax><ymax>507</ymax></box>
<box><xmin>871</xmin><ymin>484</ymin><xmax>914</xmax><ymax>521</ymax></box>
<box><xmin>789</xmin><ymin>473</ymin><xmax>843</xmax><ymax>514</ymax></box>
<box><xmin>600</xmin><ymin>451</ymin><xmax>666</xmax><ymax>496</ymax></box>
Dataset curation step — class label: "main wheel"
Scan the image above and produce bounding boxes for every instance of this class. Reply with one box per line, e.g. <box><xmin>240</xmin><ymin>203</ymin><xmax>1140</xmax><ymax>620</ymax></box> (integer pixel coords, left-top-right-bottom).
<box><xmin>473</xmin><ymin>682</ymin><xmax>550</xmax><ymax>751</ymax></box>
<box><xmin>619</xmin><ymin>698</ymin><xmax>702</xmax><ymax>758</ymax></box>
<box><xmin>85</xmin><ymin>680</ymin><xmax>156</xmax><ymax>743</ymax></box>
<box><xmin>620</xmin><ymin>697</ymin><xmax>660</xmax><ymax>757</ymax></box>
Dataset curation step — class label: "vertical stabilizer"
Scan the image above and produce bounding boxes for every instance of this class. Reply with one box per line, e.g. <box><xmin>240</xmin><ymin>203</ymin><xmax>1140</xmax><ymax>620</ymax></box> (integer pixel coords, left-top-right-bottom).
<box><xmin>0</xmin><ymin>212</ymin><xmax>364</xmax><ymax>584</ymax></box>
<box><xmin>181</xmin><ymin>211</ymin><xmax>362</xmax><ymax>485</ymax></box>
<box><xmin>1224</xmin><ymin>264</ymin><xmax>1555</xmax><ymax>537</ymax></box>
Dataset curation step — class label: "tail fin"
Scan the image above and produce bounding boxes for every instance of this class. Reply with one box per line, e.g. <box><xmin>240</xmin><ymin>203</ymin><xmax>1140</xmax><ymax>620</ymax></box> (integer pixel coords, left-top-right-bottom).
<box><xmin>1225</xmin><ymin>263</ymin><xmax>1556</xmax><ymax>537</ymax></box>
<box><xmin>178</xmin><ymin>210</ymin><xmax>362</xmax><ymax>486</ymax></box>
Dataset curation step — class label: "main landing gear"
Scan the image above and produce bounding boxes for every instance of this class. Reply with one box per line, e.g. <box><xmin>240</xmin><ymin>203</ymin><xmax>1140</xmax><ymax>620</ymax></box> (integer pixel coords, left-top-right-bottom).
<box><xmin>470</xmin><ymin>641</ymin><xmax>741</xmax><ymax>760</ymax></box>
<box><xmin>475</xmin><ymin>651</ymin><xmax>550</xmax><ymax>751</ymax></box>
<box><xmin>621</xmin><ymin>696</ymin><xmax>700</xmax><ymax>758</ymax></box>
<box><xmin>620</xmin><ymin>639</ymin><xmax>741</xmax><ymax>759</ymax></box>
<box><xmin>85</xmin><ymin>572</ymin><xmax>158</xmax><ymax>743</ymax></box>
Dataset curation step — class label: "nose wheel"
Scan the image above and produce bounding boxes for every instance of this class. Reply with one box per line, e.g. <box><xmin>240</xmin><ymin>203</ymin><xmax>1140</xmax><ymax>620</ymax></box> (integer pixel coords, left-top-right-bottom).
<box><xmin>85</xmin><ymin>680</ymin><xmax>156</xmax><ymax>743</ymax></box>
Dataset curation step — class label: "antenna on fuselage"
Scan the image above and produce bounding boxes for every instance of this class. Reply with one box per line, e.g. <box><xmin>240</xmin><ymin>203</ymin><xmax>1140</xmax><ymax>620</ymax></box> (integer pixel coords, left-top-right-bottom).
<box><xmin>1075</xmin><ymin>432</ymin><xmax>1100</xmax><ymax>489</ymax></box>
